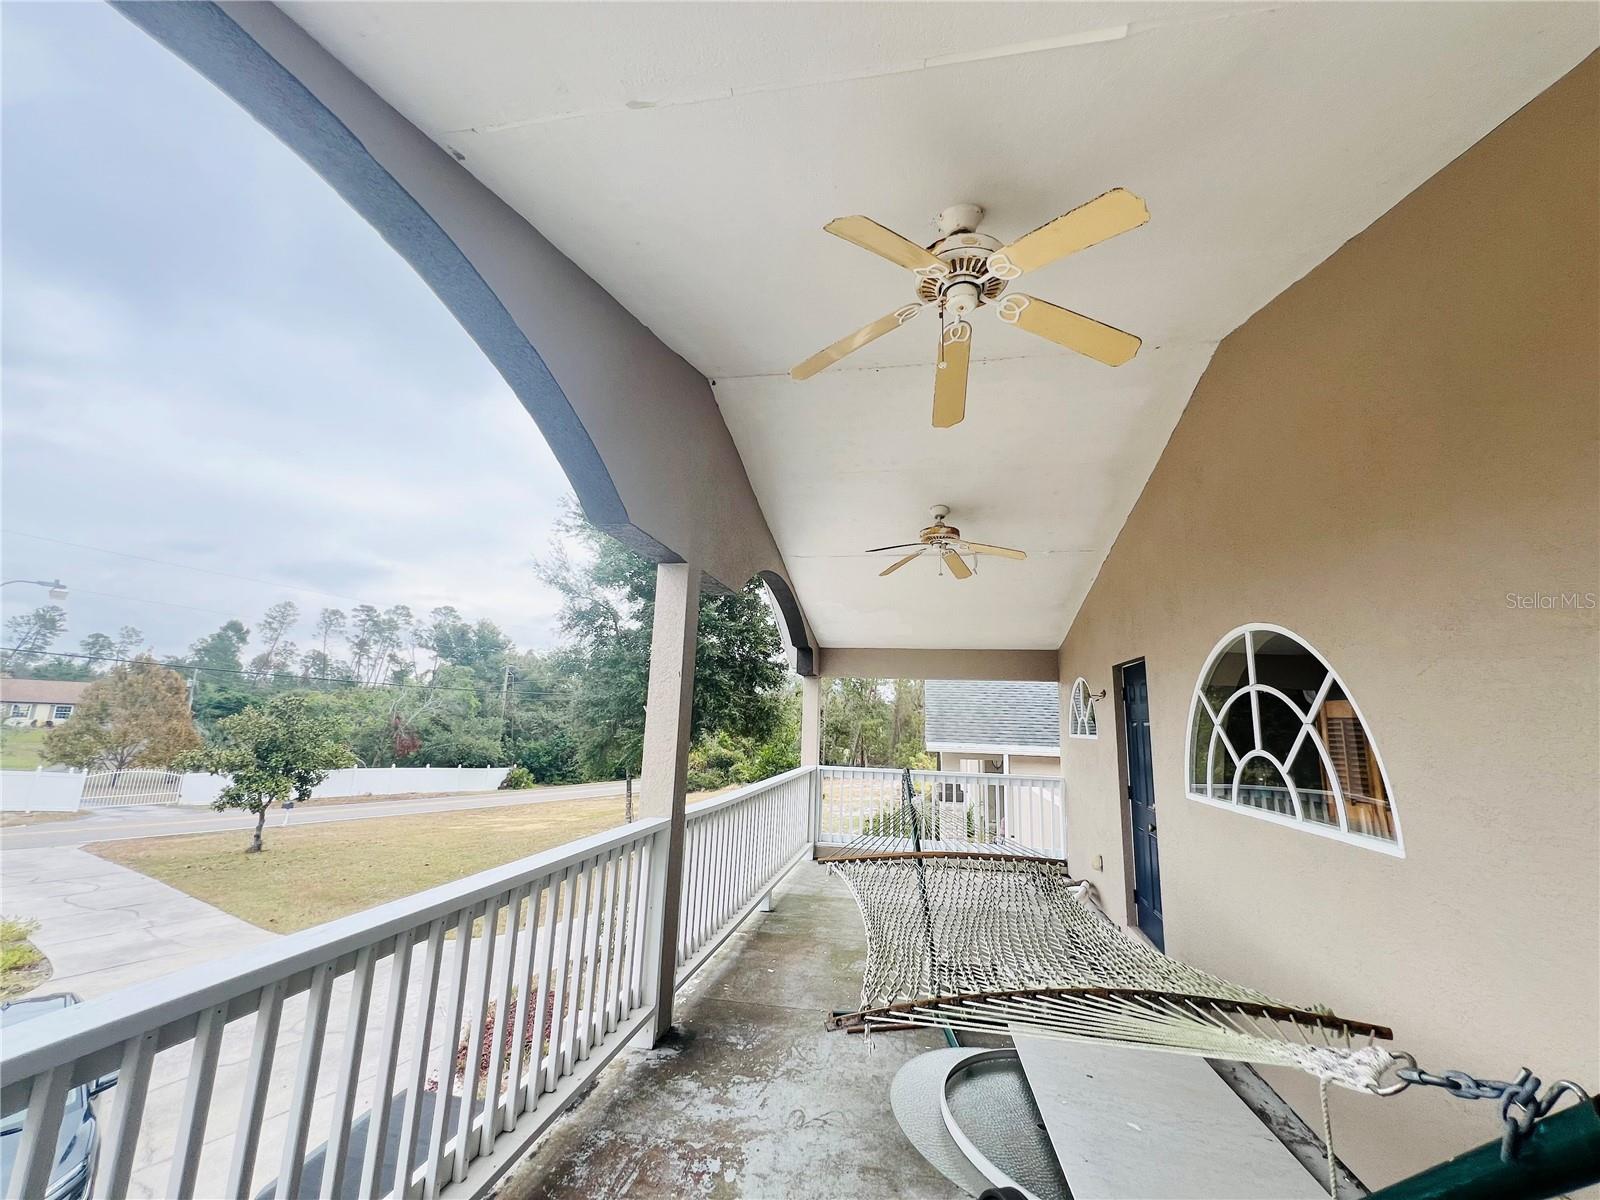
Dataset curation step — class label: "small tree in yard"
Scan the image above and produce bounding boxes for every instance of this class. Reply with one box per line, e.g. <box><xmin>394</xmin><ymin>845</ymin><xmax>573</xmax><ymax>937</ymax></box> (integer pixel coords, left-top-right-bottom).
<box><xmin>44</xmin><ymin>657</ymin><xmax>202</xmax><ymax>770</ymax></box>
<box><xmin>179</xmin><ymin>694</ymin><xmax>354</xmax><ymax>853</ymax></box>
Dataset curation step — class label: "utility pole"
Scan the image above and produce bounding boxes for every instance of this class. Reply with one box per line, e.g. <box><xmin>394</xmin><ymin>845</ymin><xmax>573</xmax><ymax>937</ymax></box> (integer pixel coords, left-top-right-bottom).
<box><xmin>499</xmin><ymin>666</ymin><xmax>512</xmax><ymax>741</ymax></box>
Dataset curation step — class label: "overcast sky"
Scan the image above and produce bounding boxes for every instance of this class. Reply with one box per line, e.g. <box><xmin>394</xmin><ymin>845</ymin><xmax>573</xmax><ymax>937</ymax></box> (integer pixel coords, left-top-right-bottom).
<box><xmin>2</xmin><ymin>2</ymin><xmax>575</xmax><ymax>668</ymax></box>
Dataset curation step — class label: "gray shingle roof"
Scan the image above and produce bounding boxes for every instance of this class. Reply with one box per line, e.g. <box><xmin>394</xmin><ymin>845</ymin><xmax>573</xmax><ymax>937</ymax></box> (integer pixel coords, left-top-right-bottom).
<box><xmin>923</xmin><ymin>679</ymin><xmax>1061</xmax><ymax>752</ymax></box>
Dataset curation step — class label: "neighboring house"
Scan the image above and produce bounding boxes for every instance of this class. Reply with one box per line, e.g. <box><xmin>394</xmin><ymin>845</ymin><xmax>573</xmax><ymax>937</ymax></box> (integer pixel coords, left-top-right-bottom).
<box><xmin>924</xmin><ymin>679</ymin><xmax>1062</xmax><ymax>777</ymax></box>
<box><xmin>0</xmin><ymin>679</ymin><xmax>89</xmax><ymax>726</ymax></box>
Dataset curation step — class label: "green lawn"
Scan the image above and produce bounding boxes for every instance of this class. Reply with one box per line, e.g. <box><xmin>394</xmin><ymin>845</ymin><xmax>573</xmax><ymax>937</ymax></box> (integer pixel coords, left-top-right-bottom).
<box><xmin>0</xmin><ymin>726</ymin><xmax>50</xmax><ymax>770</ymax></box>
<box><xmin>90</xmin><ymin>796</ymin><xmax>634</xmax><ymax>933</ymax></box>
<box><xmin>0</xmin><ymin>916</ymin><xmax>50</xmax><ymax>999</ymax></box>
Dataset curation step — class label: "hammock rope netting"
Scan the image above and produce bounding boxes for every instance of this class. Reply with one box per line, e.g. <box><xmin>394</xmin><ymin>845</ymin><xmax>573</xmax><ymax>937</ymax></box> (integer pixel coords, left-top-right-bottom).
<box><xmin>822</xmin><ymin>773</ymin><xmax>1400</xmax><ymax>1094</ymax></box>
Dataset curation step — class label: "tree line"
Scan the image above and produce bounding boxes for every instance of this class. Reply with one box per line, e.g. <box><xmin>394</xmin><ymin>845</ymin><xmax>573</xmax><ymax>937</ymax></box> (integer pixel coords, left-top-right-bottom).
<box><xmin>2</xmin><ymin>502</ymin><xmax>932</xmax><ymax>788</ymax></box>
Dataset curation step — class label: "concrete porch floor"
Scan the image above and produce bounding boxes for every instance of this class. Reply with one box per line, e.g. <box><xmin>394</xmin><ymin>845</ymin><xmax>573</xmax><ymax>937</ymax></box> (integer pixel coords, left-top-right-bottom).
<box><xmin>497</xmin><ymin>860</ymin><xmax>965</xmax><ymax>1200</ymax></box>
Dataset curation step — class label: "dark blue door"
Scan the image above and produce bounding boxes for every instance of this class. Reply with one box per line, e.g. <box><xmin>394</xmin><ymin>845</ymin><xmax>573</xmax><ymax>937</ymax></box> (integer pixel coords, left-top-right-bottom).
<box><xmin>1122</xmin><ymin>661</ymin><xmax>1163</xmax><ymax>949</ymax></box>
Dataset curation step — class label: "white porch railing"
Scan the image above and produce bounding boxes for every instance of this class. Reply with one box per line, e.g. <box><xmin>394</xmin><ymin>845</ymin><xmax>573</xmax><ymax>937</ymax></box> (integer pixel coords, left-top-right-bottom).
<box><xmin>814</xmin><ymin>765</ymin><xmax>1066</xmax><ymax>859</ymax></box>
<box><xmin>0</xmin><ymin>767</ymin><xmax>812</xmax><ymax>1200</ymax></box>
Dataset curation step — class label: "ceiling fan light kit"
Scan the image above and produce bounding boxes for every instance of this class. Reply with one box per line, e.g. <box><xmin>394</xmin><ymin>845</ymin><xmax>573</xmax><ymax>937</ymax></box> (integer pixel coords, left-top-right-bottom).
<box><xmin>791</xmin><ymin>188</ymin><xmax>1150</xmax><ymax>428</ymax></box>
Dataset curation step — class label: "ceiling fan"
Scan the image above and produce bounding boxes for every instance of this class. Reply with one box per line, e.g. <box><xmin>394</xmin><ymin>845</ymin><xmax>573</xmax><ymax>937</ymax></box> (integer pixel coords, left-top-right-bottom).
<box><xmin>791</xmin><ymin>190</ymin><xmax>1149</xmax><ymax>428</ymax></box>
<box><xmin>869</xmin><ymin>505</ymin><xmax>1026</xmax><ymax>581</ymax></box>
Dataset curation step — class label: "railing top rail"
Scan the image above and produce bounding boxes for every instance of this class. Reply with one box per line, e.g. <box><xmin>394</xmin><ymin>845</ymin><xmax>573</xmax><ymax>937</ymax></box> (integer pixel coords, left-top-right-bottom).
<box><xmin>683</xmin><ymin>764</ymin><xmax>812</xmax><ymax>819</ymax></box>
<box><xmin>0</xmin><ymin>813</ymin><xmax>669</xmax><ymax>1092</ymax></box>
<box><xmin>819</xmin><ymin>765</ymin><xmax>1062</xmax><ymax>785</ymax></box>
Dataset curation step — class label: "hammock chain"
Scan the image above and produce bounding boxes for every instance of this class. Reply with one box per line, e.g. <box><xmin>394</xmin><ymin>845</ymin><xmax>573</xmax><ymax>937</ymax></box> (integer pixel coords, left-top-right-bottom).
<box><xmin>1392</xmin><ymin>1065</ymin><xmax>1592</xmax><ymax>1163</ymax></box>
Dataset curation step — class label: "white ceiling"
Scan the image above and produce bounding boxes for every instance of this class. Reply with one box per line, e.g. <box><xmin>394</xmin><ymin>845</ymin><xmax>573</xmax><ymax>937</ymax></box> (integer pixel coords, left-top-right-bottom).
<box><xmin>282</xmin><ymin>2</ymin><xmax>1596</xmax><ymax>650</ymax></box>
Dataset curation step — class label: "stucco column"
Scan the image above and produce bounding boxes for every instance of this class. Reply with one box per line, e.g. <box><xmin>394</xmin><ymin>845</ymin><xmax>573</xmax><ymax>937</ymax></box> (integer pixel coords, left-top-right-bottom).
<box><xmin>801</xmin><ymin>674</ymin><xmax>823</xmax><ymax>844</ymax></box>
<box><xmin>800</xmin><ymin>675</ymin><xmax>822</xmax><ymax>766</ymax></box>
<box><xmin>638</xmin><ymin>561</ymin><xmax>700</xmax><ymax>1044</ymax></box>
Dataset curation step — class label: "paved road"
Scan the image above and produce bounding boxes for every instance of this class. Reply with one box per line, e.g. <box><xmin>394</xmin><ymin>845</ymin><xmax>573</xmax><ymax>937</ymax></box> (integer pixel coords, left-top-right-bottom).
<box><xmin>0</xmin><ymin>780</ymin><xmax>626</xmax><ymax>850</ymax></box>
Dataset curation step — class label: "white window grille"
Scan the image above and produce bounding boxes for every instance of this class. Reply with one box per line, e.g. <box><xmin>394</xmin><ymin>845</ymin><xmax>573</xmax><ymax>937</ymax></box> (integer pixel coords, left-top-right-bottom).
<box><xmin>52</xmin><ymin>704</ymin><xmax>73</xmax><ymax>721</ymax></box>
<box><xmin>1186</xmin><ymin>624</ymin><xmax>1401</xmax><ymax>854</ymax></box>
<box><xmin>1068</xmin><ymin>677</ymin><xmax>1098</xmax><ymax>739</ymax></box>
<box><xmin>8</xmin><ymin>703</ymin><xmax>28</xmax><ymax>718</ymax></box>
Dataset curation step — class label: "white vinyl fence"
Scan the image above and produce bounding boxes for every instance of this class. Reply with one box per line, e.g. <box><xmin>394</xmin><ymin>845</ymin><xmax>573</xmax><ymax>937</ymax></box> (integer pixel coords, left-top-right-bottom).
<box><xmin>1</xmin><ymin>765</ymin><xmax>516</xmax><ymax>813</ymax></box>
<box><xmin>0</xmin><ymin>768</ymin><xmax>85</xmax><ymax>813</ymax></box>
<box><xmin>0</xmin><ymin>767</ymin><xmax>814</xmax><ymax>1200</ymax></box>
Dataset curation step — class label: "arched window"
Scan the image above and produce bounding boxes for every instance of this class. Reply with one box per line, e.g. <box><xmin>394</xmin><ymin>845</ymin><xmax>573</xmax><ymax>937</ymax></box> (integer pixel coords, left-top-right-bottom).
<box><xmin>1187</xmin><ymin>625</ymin><xmax>1401</xmax><ymax>853</ymax></box>
<box><xmin>1068</xmin><ymin>678</ymin><xmax>1098</xmax><ymax>739</ymax></box>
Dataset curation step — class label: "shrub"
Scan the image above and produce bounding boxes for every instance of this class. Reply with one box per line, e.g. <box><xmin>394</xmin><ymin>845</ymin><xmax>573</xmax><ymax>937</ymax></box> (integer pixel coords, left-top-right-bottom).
<box><xmin>500</xmin><ymin>765</ymin><xmax>536</xmax><ymax>791</ymax></box>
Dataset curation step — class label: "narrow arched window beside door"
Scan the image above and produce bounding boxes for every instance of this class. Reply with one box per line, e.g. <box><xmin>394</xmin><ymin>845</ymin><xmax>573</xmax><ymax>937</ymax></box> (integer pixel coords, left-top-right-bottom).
<box><xmin>1068</xmin><ymin>677</ymin><xmax>1098</xmax><ymax>739</ymax></box>
<box><xmin>1186</xmin><ymin>625</ymin><xmax>1402</xmax><ymax>854</ymax></box>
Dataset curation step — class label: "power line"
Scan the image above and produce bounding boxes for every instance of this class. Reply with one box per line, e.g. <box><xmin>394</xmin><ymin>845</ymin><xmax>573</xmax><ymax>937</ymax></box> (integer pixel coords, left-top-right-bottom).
<box><xmin>65</xmin><ymin>587</ymin><xmax>238</xmax><ymax>619</ymax></box>
<box><xmin>0</xmin><ymin>647</ymin><xmax>573</xmax><ymax>699</ymax></box>
<box><xmin>2</xmin><ymin>528</ymin><xmax>370</xmax><ymax>604</ymax></box>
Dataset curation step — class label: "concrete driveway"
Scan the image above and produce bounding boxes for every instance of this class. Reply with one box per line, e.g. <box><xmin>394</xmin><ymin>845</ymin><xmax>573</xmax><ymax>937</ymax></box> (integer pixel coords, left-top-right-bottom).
<box><xmin>0</xmin><ymin>846</ymin><xmax>278</xmax><ymax>999</ymax></box>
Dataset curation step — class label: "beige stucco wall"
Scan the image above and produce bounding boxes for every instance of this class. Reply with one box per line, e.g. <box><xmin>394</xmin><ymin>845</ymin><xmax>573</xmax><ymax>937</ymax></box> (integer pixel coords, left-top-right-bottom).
<box><xmin>1056</xmin><ymin>55</ymin><xmax>1598</xmax><ymax>1188</ymax></box>
<box><xmin>1005</xmin><ymin>753</ymin><xmax>1061</xmax><ymax>778</ymax></box>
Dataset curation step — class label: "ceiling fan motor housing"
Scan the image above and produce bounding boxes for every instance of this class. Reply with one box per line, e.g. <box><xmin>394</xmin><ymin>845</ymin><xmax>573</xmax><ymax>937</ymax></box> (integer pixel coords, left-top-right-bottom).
<box><xmin>917</xmin><ymin>231</ymin><xmax>1009</xmax><ymax>310</ymax></box>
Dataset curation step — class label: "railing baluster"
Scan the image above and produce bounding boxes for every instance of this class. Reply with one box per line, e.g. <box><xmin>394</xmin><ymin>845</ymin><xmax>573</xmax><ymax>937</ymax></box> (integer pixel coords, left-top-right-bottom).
<box><xmin>453</xmin><ymin>892</ymin><xmax>500</xmax><ymax>1183</ymax></box>
<box><xmin>167</xmin><ymin>1002</ymin><xmax>226</xmax><ymax>1198</ymax></box>
<box><xmin>6</xmin><ymin>1064</ymin><xmax>70</xmax><ymax>1200</ymax></box>
<box><xmin>425</xmin><ymin>909</ymin><xmax>473</xmax><ymax>1197</ymax></box>
<box><xmin>486</xmin><ymin>883</ymin><xmax>528</xmax><ymax>1147</ymax></box>
<box><xmin>595</xmin><ymin>848</ymin><xmax>622</xmax><ymax>1038</ymax></box>
<box><xmin>535</xmin><ymin>868</ymin><xmax>567</xmax><ymax>1098</ymax></box>
<box><xmin>324</xmin><ymin>944</ymin><xmax>377</xmax><ymax>1199</ymax></box>
<box><xmin>678</xmin><ymin>824</ymin><xmax>696</xmax><ymax>963</ymax></box>
<box><xmin>95</xmin><ymin>1029</ymin><xmax>158</xmax><ymax>1200</ymax></box>
<box><xmin>395</xmin><ymin>919</ymin><xmax>446</xmax><ymax>1200</ymax></box>
<box><xmin>559</xmin><ymin>860</ymin><xmax>592</xmax><ymax>1073</ymax></box>
<box><xmin>574</xmin><ymin>856</ymin><xmax>604</xmax><ymax>1062</ymax></box>
<box><xmin>627</xmin><ymin>839</ymin><xmax>653</xmax><ymax>1010</ymax></box>
<box><xmin>275</xmin><ymin>960</ymin><xmax>335</xmax><ymax>1200</ymax></box>
<box><xmin>505</xmin><ymin>878</ymin><xmax>545</xmax><ymax>1126</ymax></box>
<box><xmin>607</xmin><ymin>842</ymin><xmax>636</xmax><ymax>1028</ymax></box>
<box><xmin>544</xmin><ymin>870</ymin><xmax>576</xmax><ymax>1094</ymax></box>
<box><xmin>359</xmin><ymin>933</ymin><xmax>413</xmax><ymax>1200</ymax></box>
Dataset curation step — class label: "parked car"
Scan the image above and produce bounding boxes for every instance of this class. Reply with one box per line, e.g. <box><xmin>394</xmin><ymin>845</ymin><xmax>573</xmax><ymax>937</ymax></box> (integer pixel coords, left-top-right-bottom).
<box><xmin>0</xmin><ymin>993</ymin><xmax>115</xmax><ymax>1200</ymax></box>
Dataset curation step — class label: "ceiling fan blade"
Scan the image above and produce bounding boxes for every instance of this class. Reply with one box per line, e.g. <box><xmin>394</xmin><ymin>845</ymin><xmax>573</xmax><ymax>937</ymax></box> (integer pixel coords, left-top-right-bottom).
<box><xmin>932</xmin><ymin>325</ymin><xmax>971</xmax><ymax>428</ymax></box>
<box><xmin>995</xmin><ymin>294</ymin><xmax>1140</xmax><ymax>366</ymax></box>
<box><xmin>864</xmin><ymin>542</ymin><xmax>924</xmax><ymax>554</ymax></box>
<box><xmin>825</xmin><ymin>216</ymin><xmax>947</xmax><ymax>274</ymax></box>
<box><xmin>940</xmin><ymin>549</ymin><xmax>973</xmax><ymax>580</ymax></box>
<box><xmin>987</xmin><ymin>189</ymin><xmax>1149</xmax><ymax>279</ymax></box>
<box><xmin>791</xmin><ymin>304</ymin><xmax>925</xmax><ymax>380</ymax></box>
<box><xmin>879</xmin><ymin>551</ymin><xmax>925</xmax><ymax>577</ymax></box>
<box><xmin>961</xmin><ymin>541</ymin><xmax>1027</xmax><ymax>560</ymax></box>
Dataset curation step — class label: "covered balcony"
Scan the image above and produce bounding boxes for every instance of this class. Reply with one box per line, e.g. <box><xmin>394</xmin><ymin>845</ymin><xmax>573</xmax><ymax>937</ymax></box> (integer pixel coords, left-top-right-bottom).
<box><xmin>2</xmin><ymin>3</ymin><xmax>1595</xmax><ymax>1199</ymax></box>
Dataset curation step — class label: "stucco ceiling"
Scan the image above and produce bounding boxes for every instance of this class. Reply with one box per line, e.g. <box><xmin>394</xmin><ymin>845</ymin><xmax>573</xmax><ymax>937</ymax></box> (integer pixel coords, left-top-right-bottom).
<box><xmin>281</xmin><ymin>2</ymin><xmax>1596</xmax><ymax>651</ymax></box>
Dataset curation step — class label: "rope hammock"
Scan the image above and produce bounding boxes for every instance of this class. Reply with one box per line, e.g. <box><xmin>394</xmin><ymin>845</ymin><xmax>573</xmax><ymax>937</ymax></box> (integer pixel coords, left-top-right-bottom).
<box><xmin>821</xmin><ymin>771</ymin><xmax>1399</xmax><ymax>1095</ymax></box>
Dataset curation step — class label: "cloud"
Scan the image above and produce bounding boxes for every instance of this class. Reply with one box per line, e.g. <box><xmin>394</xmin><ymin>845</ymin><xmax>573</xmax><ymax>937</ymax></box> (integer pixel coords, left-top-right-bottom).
<box><xmin>1</xmin><ymin>2</ymin><xmax>576</xmax><ymax>661</ymax></box>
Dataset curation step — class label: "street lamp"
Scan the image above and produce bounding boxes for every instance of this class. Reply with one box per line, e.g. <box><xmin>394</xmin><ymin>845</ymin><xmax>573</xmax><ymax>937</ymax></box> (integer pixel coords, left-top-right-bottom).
<box><xmin>0</xmin><ymin>579</ymin><xmax>68</xmax><ymax>600</ymax></box>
